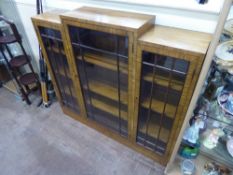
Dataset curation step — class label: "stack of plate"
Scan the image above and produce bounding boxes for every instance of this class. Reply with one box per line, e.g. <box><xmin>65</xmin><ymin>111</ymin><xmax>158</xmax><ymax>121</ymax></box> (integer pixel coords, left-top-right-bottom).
<box><xmin>223</xmin><ymin>19</ymin><xmax>233</xmax><ymax>38</ymax></box>
<box><xmin>220</xmin><ymin>19</ymin><xmax>233</xmax><ymax>42</ymax></box>
<box><xmin>214</xmin><ymin>19</ymin><xmax>233</xmax><ymax>73</ymax></box>
<box><xmin>215</xmin><ymin>41</ymin><xmax>233</xmax><ymax>74</ymax></box>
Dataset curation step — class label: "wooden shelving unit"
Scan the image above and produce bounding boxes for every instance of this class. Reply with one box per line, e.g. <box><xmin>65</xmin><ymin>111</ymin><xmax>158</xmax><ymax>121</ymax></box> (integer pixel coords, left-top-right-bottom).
<box><xmin>32</xmin><ymin>7</ymin><xmax>212</xmax><ymax>167</ymax></box>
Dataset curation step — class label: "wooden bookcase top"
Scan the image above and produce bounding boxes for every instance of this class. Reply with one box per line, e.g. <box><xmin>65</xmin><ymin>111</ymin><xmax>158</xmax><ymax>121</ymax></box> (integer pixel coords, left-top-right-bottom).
<box><xmin>31</xmin><ymin>10</ymin><xmax>66</xmax><ymax>24</ymax></box>
<box><xmin>139</xmin><ymin>25</ymin><xmax>212</xmax><ymax>55</ymax></box>
<box><xmin>60</xmin><ymin>6</ymin><xmax>155</xmax><ymax>31</ymax></box>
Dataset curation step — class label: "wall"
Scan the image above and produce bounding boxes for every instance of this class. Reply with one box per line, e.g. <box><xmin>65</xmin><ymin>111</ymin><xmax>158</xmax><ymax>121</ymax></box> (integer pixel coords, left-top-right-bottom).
<box><xmin>0</xmin><ymin>0</ymin><xmax>39</xmax><ymax>71</ymax></box>
<box><xmin>0</xmin><ymin>0</ymin><xmax>224</xmax><ymax>68</ymax></box>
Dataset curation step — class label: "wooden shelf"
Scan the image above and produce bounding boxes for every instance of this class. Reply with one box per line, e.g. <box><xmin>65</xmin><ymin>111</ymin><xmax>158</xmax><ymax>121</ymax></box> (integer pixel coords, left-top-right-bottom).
<box><xmin>139</xmin><ymin>121</ymin><xmax>170</xmax><ymax>143</ymax></box>
<box><xmin>141</xmin><ymin>98</ymin><xmax>177</xmax><ymax>119</ymax></box>
<box><xmin>54</xmin><ymin>66</ymin><xmax>71</xmax><ymax>79</ymax></box>
<box><xmin>55</xmin><ymin>73</ymin><xmax>72</xmax><ymax>86</ymax></box>
<box><xmin>63</xmin><ymin>92</ymin><xmax>76</xmax><ymax>102</ymax></box>
<box><xmin>60</xmin><ymin>69</ymin><xmax>71</xmax><ymax>79</ymax></box>
<box><xmin>63</xmin><ymin>84</ymin><xmax>76</xmax><ymax>96</ymax></box>
<box><xmin>143</xmin><ymin>73</ymin><xmax>183</xmax><ymax>91</ymax></box>
<box><xmin>77</xmin><ymin>52</ymin><xmax>128</xmax><ymax>74</ymax></box>
<box><xmin>44</xmin><ymin>45</ymin><xmax>72</xmax><ymax>79</ymax></box>
<box><xmin>91</xmin><ymin>98</ymin><xmax>128</xmax><ymax>121</ymax></box>
<box><xmin>47</xmin><ymin>46</ymin><xmax>65</xmax><ymax>55</ymax></box>
<box><xmin>62</xmin><ymin>93</ymin><xmax>79</xmax><ymax>112</ymax></box>
<box><xmin>57</xmin><ymin>74</ymin><xmax>76</xmax><ymax>98</ymax></box>
<box><xmin>87</xmin><ymin>80</ymin><xmax>128</xmax><ymax>105</ymax></box>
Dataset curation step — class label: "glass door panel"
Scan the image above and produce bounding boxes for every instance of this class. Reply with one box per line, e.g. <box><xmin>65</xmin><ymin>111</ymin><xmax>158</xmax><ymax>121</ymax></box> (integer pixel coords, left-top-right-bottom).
<box><xmin>137</xmin><ymin>51</ymin><xmax>189</xmax><ymax>154</ymax></box>
<box><xmin>39</xmin><ymin>27</ymin><xmax>80</xmax><ymax>113</ymax></box>
<box><xmin>69</xmin><ymin>26</ymin><xmax>129</xmax><ymax>136</ymax></box>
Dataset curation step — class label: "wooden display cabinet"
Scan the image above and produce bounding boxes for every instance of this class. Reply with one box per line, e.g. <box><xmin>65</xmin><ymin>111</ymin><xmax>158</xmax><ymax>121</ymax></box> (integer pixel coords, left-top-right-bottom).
<box><xmin>31</xmin><ymin>11</ymin><xmax>83</xmax><ymax>116</ymax></box>
<box><xmin>135</xmin><ymin>26</ymin><xmax>212</xmax><ymax>164</ymax></box>
<box><xmin>60</xmin><ymin>7</ymin><xmax>155</xmax><ymax>138</ymax></box>
<box><xmin>31</xmin><ymin>7</ymin><xmax>212</xmax><ymax>166</ymax></box>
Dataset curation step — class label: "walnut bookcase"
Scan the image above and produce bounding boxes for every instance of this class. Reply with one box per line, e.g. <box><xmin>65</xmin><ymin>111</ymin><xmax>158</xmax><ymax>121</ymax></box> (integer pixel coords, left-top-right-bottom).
<box><xmin>32</xmin><ymin>7</ymin><xmax>211</xmax><ymax>165</ymax></box>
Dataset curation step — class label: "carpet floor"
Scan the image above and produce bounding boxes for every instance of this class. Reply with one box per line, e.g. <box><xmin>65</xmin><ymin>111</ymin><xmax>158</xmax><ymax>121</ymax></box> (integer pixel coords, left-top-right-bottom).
<box><xmin>0</xmin><ymin>88</ymin><xmax>164</xmax><ymax>175</ymax></box>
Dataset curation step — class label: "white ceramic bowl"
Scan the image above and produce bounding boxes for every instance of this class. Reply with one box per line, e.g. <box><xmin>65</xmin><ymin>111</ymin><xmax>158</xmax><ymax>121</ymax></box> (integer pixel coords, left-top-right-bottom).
<box><xmin>216</xmin><ymin>41</ymin><xmax>233</xmax><ymax>61</ymax></box>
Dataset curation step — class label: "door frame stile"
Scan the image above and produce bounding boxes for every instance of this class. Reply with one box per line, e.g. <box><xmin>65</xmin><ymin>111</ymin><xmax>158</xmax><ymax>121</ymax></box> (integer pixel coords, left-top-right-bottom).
<box><xmin>31</xmin><ymin>19</ymin><xmax>62</xmax><ymax>105</ymax></box>
<box><xmin>61</xmin><ymin>19</ymin><xmax>88</xmax><ymax>118</ymax></box>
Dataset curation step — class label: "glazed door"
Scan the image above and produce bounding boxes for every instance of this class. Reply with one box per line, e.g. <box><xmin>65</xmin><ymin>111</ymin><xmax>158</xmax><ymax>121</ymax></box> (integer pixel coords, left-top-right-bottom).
<box><xmin>136</xmin><ymin>51</ymin><xmax>190</xmax><ymax>155</ymax></box>
<box><xmin>38</xmin><ymin>27</ymin><xmax>80</xmax><ymax>113</ymax></box>
<box><xmin>68</xmin><ymin>26</ymin><xmax>129</xmax><ymax>136</ymax></box>
<box><xmin>69</xmin><ymin>26</ymin><xmax>128</xmax><ymax>136</ymax></box>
